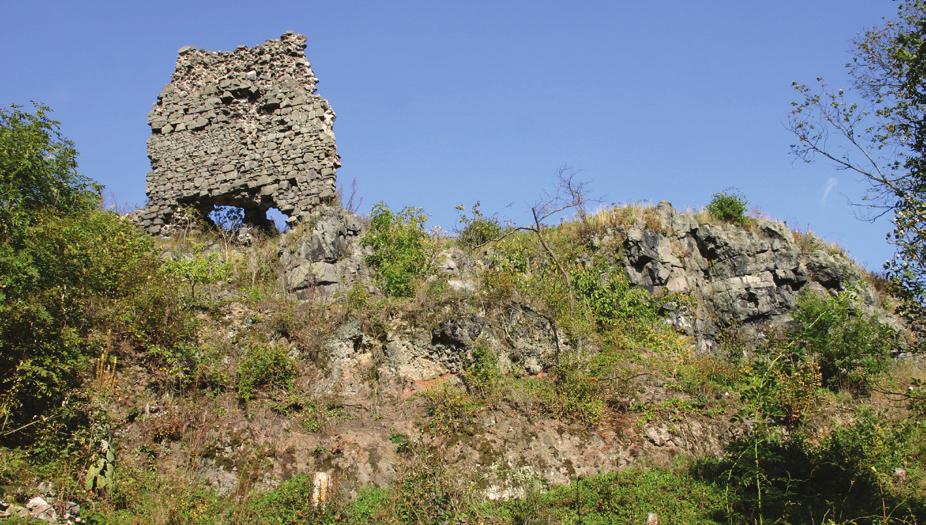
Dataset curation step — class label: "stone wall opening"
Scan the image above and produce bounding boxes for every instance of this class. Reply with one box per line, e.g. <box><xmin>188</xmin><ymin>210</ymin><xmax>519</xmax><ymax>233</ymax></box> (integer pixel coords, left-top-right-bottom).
<box><xmin>208</xmin><ymin>205</ymin><xmax>245</xmax><ymax>231</ymax></box>
<box><xmin>206</xmin><ymin>204</ymin><xmax>290</xmax><ymax>233</ymax></box>
<box><xmin>266</xmin><ymin>208</ymin><xmax>289</xmax><ymax>232</ymax></box>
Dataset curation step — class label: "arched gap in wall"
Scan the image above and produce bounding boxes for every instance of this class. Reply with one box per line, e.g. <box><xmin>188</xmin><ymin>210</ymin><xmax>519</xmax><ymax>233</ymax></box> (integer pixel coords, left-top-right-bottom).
<box><xmin>208</xmin><ymin>205</ymin><xmax>245</xmax><ymax>231</ymax></box>
<box><xmin>266</xmin><ymin>208</ymin><xmax>289</xmax><ymax>232</ymax></box>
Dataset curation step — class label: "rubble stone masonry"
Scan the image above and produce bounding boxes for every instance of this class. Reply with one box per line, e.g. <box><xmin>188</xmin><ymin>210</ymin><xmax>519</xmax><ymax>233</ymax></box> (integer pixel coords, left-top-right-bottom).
<box><xmin>133</xmin><ymin>32</ymin><xmax>339</xmax><ymax>233</ymax></box>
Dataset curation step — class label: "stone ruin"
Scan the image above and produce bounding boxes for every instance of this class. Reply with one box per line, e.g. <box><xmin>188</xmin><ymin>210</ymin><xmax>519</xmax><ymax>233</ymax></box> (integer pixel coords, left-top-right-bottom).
<box><xmin>132</xmin><ymin>32</ymin><xmax>339</xmax><ymax>234</ymax></box>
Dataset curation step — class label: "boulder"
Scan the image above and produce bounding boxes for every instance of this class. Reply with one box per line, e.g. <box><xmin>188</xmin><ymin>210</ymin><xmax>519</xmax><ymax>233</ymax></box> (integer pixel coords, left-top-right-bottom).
<box><xmin>279</xmin><ymin>206</ymin><xmax>368</xmax><ymax>297</ymax></box>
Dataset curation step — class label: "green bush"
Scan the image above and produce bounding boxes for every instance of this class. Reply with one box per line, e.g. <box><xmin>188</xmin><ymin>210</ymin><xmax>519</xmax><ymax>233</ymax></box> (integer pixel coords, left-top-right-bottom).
<box><xmin>237</xmin><ymin>345</ymin><xmax>296</xmax><ymax>401</ymax></box>
<box><xmin>163</xmin><ymin>250</ymin><xmax>230</xmax><ymax>300</ymax></box>
<box><xmin>462</xmin><ymin>345</ymin><xmax>500</xmax><ymax>400</ymax></box>
<box><xmin>0</xmin><ymin>103</ymin><xmax>97</xmax><ymax>243</ymax></box>
<box><xmin>705</xmin><ymin>410</ymin><xmax>926</xmax><ymax>524</ymax></box>
<box><xmin>361</xmin><ymin>203</ymin><xmax>432</xmax><ymax>297</ymax></box>
<box><xmin>456</xmin><ymin>201</ymin><xmax>502</xmax><ymax>248</ymax></box>
<box><xmin>343</xmin><ymin>486</ymin><xmax>390</xmax><ymax>524</ymax></box>
<box><xmin>0</xmin><ymin>105</ymin><xmax>202</xmax><ymax>445</ymax></box>
<box><xmin>740</xmin><ymin>351</ymin><xmax>822</xmax><ymax>426</ymax></box>
<box><xmin>793</xmin><ymin>287</ymin><xmax>898</xmax><ymax>390</ymax></box>
<box><xmin>424</xmin><ymin>383</ymin><xmax>481</xmax><ymax>435</ymax></box>
<box><xmin>572</xmin><ymin>264</ymin><xmax>664</xmax><ymax>327</ymax></box>
<box><xmin>0</xmin><ymin>210</ymin><xmax>169</xmax><ymax>442</ymax></box>
<box><xmin>388</xmin><ymin>450</ymin><xmax>474</xmax><ymax>524</ymax></box>
<box><xmin>496</xmin><ymin>467</ymin><xmax>733</xmax><ymax>524</ymax></box>
<box><xmin>242</xmin><ymin>474</ymin><xmax>321</xmax><ymax>524</ymax></box>
<box><xmin>539</xmin><ymin>361</ymin><xmax>606</xmax><ymax>425</ymax></box>
<box><xmin>706</xmin><ymin>190</ymin><xmax>748</xmax><ymax>224</ymax></box>
<box><xmin>87</xmin><ymin>467</ymin><xmax>230</xmax><ymax>525</ymax></box>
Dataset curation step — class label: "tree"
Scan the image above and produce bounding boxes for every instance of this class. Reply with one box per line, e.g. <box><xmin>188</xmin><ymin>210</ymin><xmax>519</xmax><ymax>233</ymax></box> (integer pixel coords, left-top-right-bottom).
<box><xmin>0</xmin><ymin>103</ymin><xmax>98</xmax><ymax>243</ymax></box>
<box><xmin>788</xmin><ymin>1</ymin><xmax>926</xmax><ymax>316</ymax></box>
<box><xmin>0</xmin><ymin>105</ymin><xmax>193</xmax><ymax>445</ymax></box>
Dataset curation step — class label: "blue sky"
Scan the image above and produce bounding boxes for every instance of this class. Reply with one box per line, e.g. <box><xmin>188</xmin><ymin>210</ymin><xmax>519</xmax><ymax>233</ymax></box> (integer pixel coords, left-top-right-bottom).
<box><xmin>1</xmin><ymin>1</ymin><xmax>899</xmax><ymax>269</ymax></box>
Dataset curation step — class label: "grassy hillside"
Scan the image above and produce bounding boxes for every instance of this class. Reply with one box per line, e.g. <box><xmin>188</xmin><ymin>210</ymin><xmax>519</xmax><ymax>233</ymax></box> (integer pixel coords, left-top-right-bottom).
<box><xmin>1</xmin><ymin>106</ymin><xmax>925</xmax><ymax>524</ymax></box>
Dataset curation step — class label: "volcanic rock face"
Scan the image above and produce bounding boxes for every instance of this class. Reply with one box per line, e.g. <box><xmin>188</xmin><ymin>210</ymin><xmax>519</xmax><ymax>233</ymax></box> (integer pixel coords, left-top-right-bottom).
<box><xmin>133</xmin><ymin>32</ymin><xmax>339</xmax><ymax>234</ymax></box>
<box><xmin>617</xmin><ymin>202</ymin><xmax>880</xmax><ymax>351</ymax></box>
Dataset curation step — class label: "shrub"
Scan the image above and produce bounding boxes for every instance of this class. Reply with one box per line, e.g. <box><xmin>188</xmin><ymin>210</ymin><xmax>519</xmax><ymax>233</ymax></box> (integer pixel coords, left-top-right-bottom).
<box><xmin>572</xmin><ymin>264</ymin><xmax>663</xmax><ymax>328</ymax></box>
<box><xmin>425</xmin><ymin>383</ymin><xmax>481</xmax><ymax>435</ymax></box>
<box><xmin>241</xmin><ymin>474</ymin><xmax>321</xmax><ymax>524</ymax></box>
<box><xmin>456</xmin><ymin>201</ymin><xmax>502</xmax><ymax>248</ymax></box>
<box><xmin>388</xmin><ymin>449</ymin><xmax>474</xmax><ymax>524</ymax></box>
<box><xmin>740</xmin><ymin>350</ymin><xmax>822</xmax><ymax>426</ymax></box>
<box><xmin>343</xmin><ymin>486</ymin><xmax>390</xmax><ymax>524</ymax></box>
<box><xmin>361</xmin><ymin>203</ymin><xmax>432</xmax><ymax>298</ymax></box>
<box><xmin>162</xmin><ymin>250</ymin><xmax>230</xmax><ymax>300</ymax></box>
<box><xmin>112</xmin><ymin>270</ymin><xmax>199</xmax><ymax>353</ymax></box>
<box><xmin>0</xmin><ymin>103</ymin><xmax>98</xmax><ymax>243</ymax></box>
<box><xmin>88</xmin><ymin>468</ymin><xmax>230</xmax><ymax>525</ymax></box>
<box><xmin>707</xmin><ymin>410</ymin><xmax>926</xmax><ymax>524</ymax></box>
<box><xmin>0</xmin><ymin>106</ymin><xmax>204</xmax><ymax>444</ymax></box>
<box><xmin>237</xmin><ymin>344</ymin><xmax>296</xmax><ymax>401</ymax></box>
<box><xmin>497</xmin><ymin>467</ymin><xmax>733</xmax><ymax>524</ymax></box>
<box><xmin>0</xmin><ymin>210</ymin><xmax>172</xmax><ymax>442</ymax></box>
<box><xmin>792</xmin><ymin>287</ymin><xmax>898</xmax><ymax>390</ymax></box>
<box><xmin>706</xmin><ymin>190</ymin><xmax>748</xmax><ymax>224</ymax></box>
<box><xmin>462</xmin><ymin>345</ymin><xmax>500</xmax><ymax>401</ymax></box>
<box><xmin>544</xmin><ymin>361</ymin><xmax>606</xmax><ymax>424</ymax></box>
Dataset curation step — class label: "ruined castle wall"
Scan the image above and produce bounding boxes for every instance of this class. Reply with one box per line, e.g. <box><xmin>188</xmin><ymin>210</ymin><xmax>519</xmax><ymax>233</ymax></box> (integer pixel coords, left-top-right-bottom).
<box><xmin>133</xmin><ymin>32</ymin><xmax>339</xmax><ymax>234</ymax></box>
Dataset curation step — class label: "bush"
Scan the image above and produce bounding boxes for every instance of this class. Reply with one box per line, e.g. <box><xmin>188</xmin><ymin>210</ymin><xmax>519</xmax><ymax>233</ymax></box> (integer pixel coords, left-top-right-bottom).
<box><xmin>740</xmin><ymin>349</ymin><xmax>822</xmax><ymax>426</ymax></box>
<box><xmin>462</xmin><ymin>345</ymin><xmax>500</xmax><ymax>400</ymax></box>
<box><xmin>424</xmin><ymin>383</ymin><xmax>481</xmax><ymax>435</ymax></box>
<box><xmin>387</xmin><ymin>449</ymin><xmax>474</xmax><ymax>524</ymax></box>
<box><xmin>162</xmin><ymin>250</ymin><xmax>230</xmax><ymax>300</ymax></box>
<box><xmin>361</xmin><ymin>203</ymin><xmax>432</xmax><ymax>298</ymax></box>
<box><xmin>706</xmin><ymin>190</ymin><xmax>748</xmax><ymax>224</ymax></box>
<box><xmin>0</xmin><ymin>106</ymin><xmax>202</xmax><ymax>445</ymax></box>
<box><xmin>0</xmin><ymin>103</ymin><xmax>97</xmax><ymax>243</ymax></box>
<box><xmin>241</xmin><ymin>474</ymin><xmax>322</xmax><ymax>524</ymax></box>
<box><xmin>237</xmin><ymin>344</ymin><xmax>296</xmax><ymax>401</ymax></box>
<box><xmin>792</xmin><ymin>287</ymin><xmax>898</xmax><ymax>390</ymax></box>
<box><xmin>706</xmin><ymin>411</ymin><xmax>926</xmax><ymax>524</ymax></box>
<box><xmin>456</xmin><ymin>201</ymin><xmax>502</xmax><ymax>248</ymax></box>
<box><xmin>541</xmin><ymin>361</ymin><xmax>606</xmax><ymax>425</ymax></box>
<box><xmin>572</xmin><ymin>264</ymin><xmax>664</xmax><ymax>328</ymax></box>
<box><xmin>496</xmin><ymin>467</ymin><xmax>733</xmax><ymax>524</ymax></box>
<box><xmin>0</xmin><ymin>210</ymin><xmax>171</xmax><ymax>442</ymax></box>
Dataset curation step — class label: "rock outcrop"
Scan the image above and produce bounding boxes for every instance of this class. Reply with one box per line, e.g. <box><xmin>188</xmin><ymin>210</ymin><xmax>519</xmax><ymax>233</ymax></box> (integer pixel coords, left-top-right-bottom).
<box><xmin>614</xmin><ymin>202</ymin><xmax>886</xmax><ymax>351</ymax></box>
<box><xmin>133</xmin><ymin>32</ymin><xmax>339</xmax><ymax>234</ymax></box>
<box><xmin>279</xmin><ymin>207</ymin><xmax>367</xmax><ymax>297</ymax></box>
<box><xmin>279</xmin><ymin>201</ymin><xmax>898</xmax><ymax>386</ymax></box>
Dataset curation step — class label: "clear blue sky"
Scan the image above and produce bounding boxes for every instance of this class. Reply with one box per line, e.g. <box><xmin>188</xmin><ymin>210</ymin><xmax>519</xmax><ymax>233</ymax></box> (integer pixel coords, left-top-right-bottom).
<box><xmin>1</xmin><ymin>1</ymin><xmax>900</xmax><ymax>269</ymax></box>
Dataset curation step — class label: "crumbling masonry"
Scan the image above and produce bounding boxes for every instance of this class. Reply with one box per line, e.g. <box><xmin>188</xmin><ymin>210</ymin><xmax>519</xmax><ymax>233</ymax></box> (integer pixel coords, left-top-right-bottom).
<box><xmin>133</xmin><ymin>32</ymin><xmax>339</xmax><ymax>234</ymax></box>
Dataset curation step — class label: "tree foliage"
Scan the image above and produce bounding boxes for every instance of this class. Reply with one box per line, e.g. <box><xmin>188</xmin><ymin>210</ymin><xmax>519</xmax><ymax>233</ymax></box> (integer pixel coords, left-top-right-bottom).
<box><xmin>789</xmin><ymin>1</ymin><xmax>926</xmax><ymax>314</ymax></box>
<box><xmin>0</xmin><ymin>105</ymin><xmax>194</xmax><ymax>444</ymax></box>
<box><xmin>0</xmin><ymin>103</ymin><xmax>98</xmax><ymax>243</ymax></box>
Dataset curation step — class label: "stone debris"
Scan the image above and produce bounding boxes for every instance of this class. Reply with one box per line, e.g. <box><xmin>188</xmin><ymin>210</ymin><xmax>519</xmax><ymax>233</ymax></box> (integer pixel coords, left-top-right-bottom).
<box><xmin>132</xmin><ymin>32</ymin><xmax>339</xmax><ymax>234</ymax></box>
<box><xmin>26</xmin><ymin>496</ymin><xmax>57</xmax><ymax>522</ymax></box>
<box><xmin>0</xmin><ymin>493</ymin><xmax>83</xmax><ymax>523</ymax></box>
